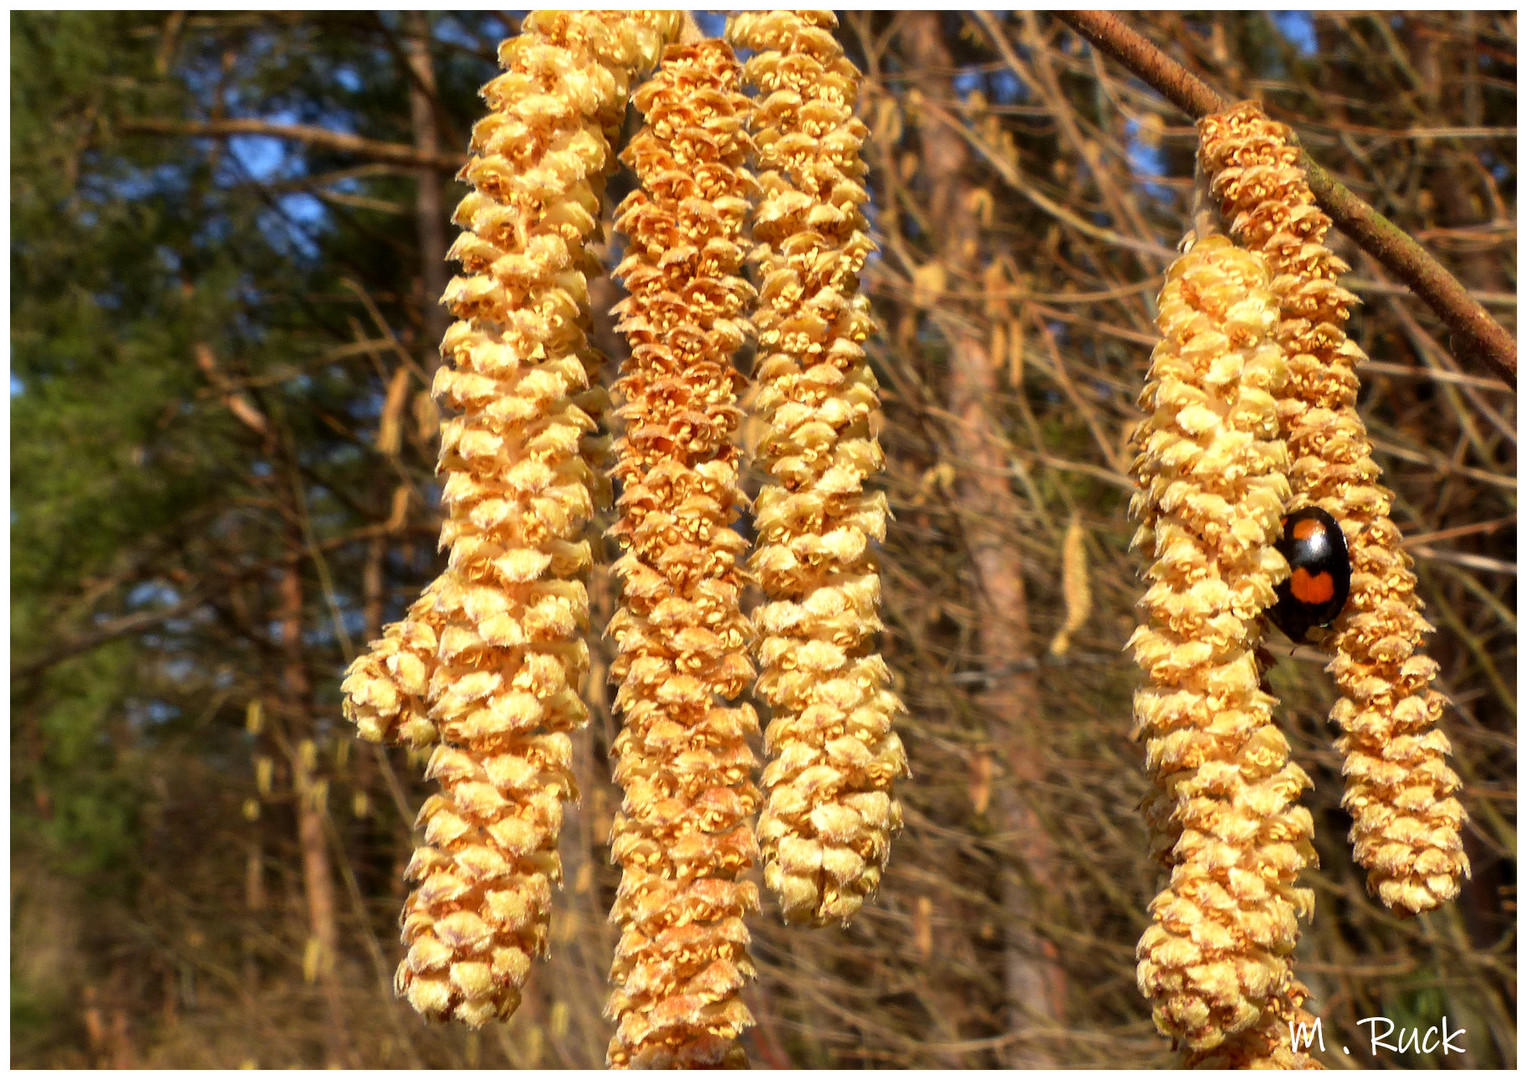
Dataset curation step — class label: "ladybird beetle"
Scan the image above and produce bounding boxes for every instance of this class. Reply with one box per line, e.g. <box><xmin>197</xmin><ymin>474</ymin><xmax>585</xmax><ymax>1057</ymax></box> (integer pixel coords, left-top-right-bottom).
<box><xmin>1268</xmin><ymin>506</ymin><xmax>1351</xmax><ymax>643</ymax></box>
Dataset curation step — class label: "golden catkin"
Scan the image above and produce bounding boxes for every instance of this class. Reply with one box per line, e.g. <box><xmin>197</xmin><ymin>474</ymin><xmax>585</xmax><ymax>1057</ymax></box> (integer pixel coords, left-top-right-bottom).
<box><xmin>1198</xmin><ymin>102</ymin><xmax>1467</xmax><ymax>916</ymax></box>
<box><xmin>1128</xmin><ymin>235</ymin><xmax>1317</xmax><ymax>1055</ymax></box>
<box><xmin>1048</xmin><ymin>512</ymin><xmax>1092</xmax><ymax>657</ymax></box>
<box><xmin>603</xmin><ymin>39</ymin><xmax>760</xmax><ymax>1070</ymax></box>
<box><xmin>384</xmin><ymin>11</ymin><xmax>679</xmax><ymax>1028</ymax></box>
<box><xmin>727</xmin><ymin>8</ymin><xmax>908</xmax><ymax>928</ymax></box>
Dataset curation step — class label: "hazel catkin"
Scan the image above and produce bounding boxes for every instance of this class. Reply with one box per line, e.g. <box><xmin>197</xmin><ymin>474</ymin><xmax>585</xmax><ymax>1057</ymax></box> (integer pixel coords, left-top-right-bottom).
<box><xmin>1129</xmin><ymin>234</ymin><xmax>1318</xmax><ymax>1061</ymax></box>
<box><xmin>728</xmin><ymin>7</ymin><xmax>908</xmax><ymax>929</ymax></box>
<box><xmin>1198</xmin><ymin>101</ymin><xmax>1468</xmax><ymax>917</ymax></box>
<box><xmin>350</xmin><ymin>10</ymin><xmax>681</xmax><ymax>1028</ymax></box>
<box><xmin>603</xmin><ymin>38</ymin><xmax>761</xmax><ymax>1070</ymax></box>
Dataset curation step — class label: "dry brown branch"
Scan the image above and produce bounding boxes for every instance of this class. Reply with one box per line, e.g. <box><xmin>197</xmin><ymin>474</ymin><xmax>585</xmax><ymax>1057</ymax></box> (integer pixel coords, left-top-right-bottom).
<box><xmin>194</xmin><ymin>344</ymin><xmax>269</xmax><ymax>437</ymax></box>
<box><xmin>119</xmin><ymin>116</ymin><xmax>465</xmax><ymax>171</ymax></box>
<box><xmin>1055</xmin><ymin>10</ymin><xmax>1518</xmax><ymax>386</ymax></box>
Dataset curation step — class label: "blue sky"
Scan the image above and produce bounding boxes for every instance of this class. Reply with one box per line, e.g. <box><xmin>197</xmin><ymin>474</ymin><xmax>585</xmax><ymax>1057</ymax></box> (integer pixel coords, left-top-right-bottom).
<box><xmin>1273</xmin><ymin>12</ymin><xmax>1317</xmax><ymax>56</ymax></box>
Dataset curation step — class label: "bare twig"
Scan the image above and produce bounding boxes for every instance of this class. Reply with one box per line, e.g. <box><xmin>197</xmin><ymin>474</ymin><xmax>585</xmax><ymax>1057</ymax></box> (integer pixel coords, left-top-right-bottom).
<box><xmin>1054</xmin><ymin>10</ymin><xmax>1517</xmax><ymax>387</ymax></box>
<box><xmin>14</xmin><ymin>590</ymin><xmax>217</xmax><ymax>681</ymax></box>
<box><xmin>120</xmin><ymin>116</ymin><xmax>465</xmax><ymax>171</ymax></box>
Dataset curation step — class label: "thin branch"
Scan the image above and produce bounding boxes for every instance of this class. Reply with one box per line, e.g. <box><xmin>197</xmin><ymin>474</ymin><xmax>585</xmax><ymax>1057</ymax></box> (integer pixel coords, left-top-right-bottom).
<box><xmin>15</xmin><ymin>588</ymin><xmax>219</xmax><ymax>682</ymax></box>
<box><xmin>119</xmin><ymin>116</ymin><xmax>465</xmax><ymax>172</ymax></box>
<box><xmin>1054</xmin><ymin>10</ymin><xmax>1517</xmax><ymax>387</ymax></box>
<box><xmin>367</xmin><ymin>11</ymin><xmax>465</xmax><ymax>152</ymax></box>
<box><xmin>1056</xmin><ymin>12</ymin><xmax>1224</xmax><ymax>116</ymax></box>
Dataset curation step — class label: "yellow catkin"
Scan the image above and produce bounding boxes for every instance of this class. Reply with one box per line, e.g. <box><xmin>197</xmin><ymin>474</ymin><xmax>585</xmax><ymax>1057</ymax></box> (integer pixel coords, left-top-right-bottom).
<box><xmin>603</xmin><ymin>39</ymin><xmax>760</xmax><ymax>1070</ymax></box>
<box><xmin>364</xmin><ymin>11</ymin><xmax>679</xmax><ymax>1028</ymax></box>
<box><xmin>1128</xmin><ymin>234</ymin><xmax>1318</xmax><ymax>1059</ymax></box>
<box><xmin>1048</xmin><ymin>512</ymin><xmax>1092</xmax><ymax>657</ymax></box>
<box><xmin>727</xmin><ymin>8</ymin><xmax>909</xmax><ymax>928</ymax></box>
<box><xmin>1198</xmin><ymin>102</ymin><xmax>1468</xmax><ymax>916</ymax></box>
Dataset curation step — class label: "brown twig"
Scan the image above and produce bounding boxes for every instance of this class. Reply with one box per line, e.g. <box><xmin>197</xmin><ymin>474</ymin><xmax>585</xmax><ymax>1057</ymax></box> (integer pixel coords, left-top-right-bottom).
<box><xmin>120</xmin><ymin>116</ymin><xmax>465</xmax><ymax>171</ymax></box>
<box><xmin>1054</xmin><ymin>10</ymin><xmax>1517</xmax><ymax>387</ymax></box>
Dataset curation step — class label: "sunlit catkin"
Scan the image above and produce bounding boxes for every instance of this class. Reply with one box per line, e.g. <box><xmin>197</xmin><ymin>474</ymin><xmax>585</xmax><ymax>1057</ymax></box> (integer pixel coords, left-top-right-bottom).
<box><xmin>603</xmin><ymin>39</ymin><xmax>760</xmax><ymax>1069</ymax></box>
<box><xmin>1198</xmin><ymin>102</ymin><xmax>1467</xmax><ymax>916</ymax></box>
<box><xmin>728</xmin><ymin>8</ymin><xmax>908</xmax><ymax>928</ymax></box>
<box><xmin>1128</xmin><ymin>235</ymin><xmax>1317</xmax><ymax>1057</ymax></box>
<box><xmin>384</xmin><ymin>11</ymin><xmax>678</xmax><ymax>1028</ymax></box>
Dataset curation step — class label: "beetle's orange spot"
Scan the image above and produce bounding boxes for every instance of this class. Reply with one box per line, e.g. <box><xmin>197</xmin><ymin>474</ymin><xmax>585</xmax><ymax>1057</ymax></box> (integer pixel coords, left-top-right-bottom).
<box><xmin>1292</xmin><ymin>517</ymin><xmax>1322</xmax><ymax>542</ymax></box>
<box><xmin>1291</xmin><ymin>567</ymin><xmax>1334</xmax><ymax>605</ymax></box>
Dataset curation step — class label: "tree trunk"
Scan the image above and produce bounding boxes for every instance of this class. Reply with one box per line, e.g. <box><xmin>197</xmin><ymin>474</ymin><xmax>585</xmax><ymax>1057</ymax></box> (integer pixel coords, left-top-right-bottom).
<box><xmin>903</xmin><ymin>13</ymin><xmax>1066</xmax><ymax>1064</ymax></box>
<box><xmin>276</xmin><ymin>486</ymin><xmax>351</xmax><ymax>1067</ymax></box>
<box><xmin>403</xmin><ymin>10</ymin><xmax>450</xmax><ymax>366</ymax></box>
<box><xmin>190</xmin><ymin>338</ymin><xmax>352</xmax><ymax>1064</ymax></box>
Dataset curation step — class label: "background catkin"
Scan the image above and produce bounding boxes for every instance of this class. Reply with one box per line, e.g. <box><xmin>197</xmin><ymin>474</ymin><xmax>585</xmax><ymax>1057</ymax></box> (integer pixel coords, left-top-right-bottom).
<box><xmin>1048</xmin><ymin>512</ymin><xmax>1092</xmax><ymax>657</ymax></box>
<box><xmin>727</xmin><ymin>8</ymin><xmax>909</xmax><ymax>928</ymax></box>
<box><xmin>344</xmin><ymin>11</ymin><xmax>680</xmax><ymax>1027</ymax></box>
<box><xmin>1128</xmin><ymin>234</ymin><xmax>1318</xmax><ymax>1064</ymax></box>
<box><xmin>603</xmin><ymin>39</ymin><xmax>760</xmax><ymax>1070</ymax></box>
<box><xmin>1197</xmin><ymin>102</ymin><xmax>1468</xmax><ymax>916</ymax></box>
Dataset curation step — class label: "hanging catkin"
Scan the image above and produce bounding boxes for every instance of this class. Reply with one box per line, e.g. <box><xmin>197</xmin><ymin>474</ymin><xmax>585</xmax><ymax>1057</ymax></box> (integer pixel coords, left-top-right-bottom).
<box><xmin>1048</xmin><ymin>513</ymin><xmax>1091</xmax><ymax>657</ymax></box>
<box><xmin>603</xmin><ymin>38</ymin><xmax>760</xmax><ymax>1070</ymax></box>
<box><xmin>1128</xmin><ymin>233</ymin><xmax>1318</xmax><ymax>1065</ymax></box>
<box><xmin>1197</xmin><ymin>102</ymin><xmax>1467</xmax><ymax>916</ymax></box>
<box><xmin>344</xmin><ymin>10</ymin><xmax>680</xmax><ymax>1027</ymax></box>
<box><xmin>727</xmin><ymin>7</ymin><xmax>908</xmax><ymax>929</ymax></box>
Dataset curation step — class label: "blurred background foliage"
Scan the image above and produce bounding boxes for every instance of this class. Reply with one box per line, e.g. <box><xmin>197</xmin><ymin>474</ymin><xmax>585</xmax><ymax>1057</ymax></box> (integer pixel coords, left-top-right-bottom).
<box><xmin>10</xmin><ymin>10</ymin><xmax>1514</xmax><ymax>1068</ymax></box>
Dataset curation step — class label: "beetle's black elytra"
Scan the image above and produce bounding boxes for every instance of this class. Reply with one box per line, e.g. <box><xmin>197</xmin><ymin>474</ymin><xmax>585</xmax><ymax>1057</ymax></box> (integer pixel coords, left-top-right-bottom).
<box><xmin>1268</xmin><ymin>506</ymin><xmax>1351</xmax><ymax>643</ymax></box>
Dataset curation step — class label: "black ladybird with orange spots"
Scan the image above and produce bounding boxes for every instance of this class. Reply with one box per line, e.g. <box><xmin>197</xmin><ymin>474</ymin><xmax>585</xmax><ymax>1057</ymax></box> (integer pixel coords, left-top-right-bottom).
<box><xmin>1268</xmin><ymin>506</ymin><xmax>1351</xmax><ymax>643</ymax></box>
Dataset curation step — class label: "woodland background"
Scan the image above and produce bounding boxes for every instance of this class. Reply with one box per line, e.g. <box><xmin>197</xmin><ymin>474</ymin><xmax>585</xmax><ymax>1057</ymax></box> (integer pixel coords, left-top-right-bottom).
<box><xmin>10</xmin><ymin>10</ymin><xmax>1515</xmax><ymax>1069</ymax></box>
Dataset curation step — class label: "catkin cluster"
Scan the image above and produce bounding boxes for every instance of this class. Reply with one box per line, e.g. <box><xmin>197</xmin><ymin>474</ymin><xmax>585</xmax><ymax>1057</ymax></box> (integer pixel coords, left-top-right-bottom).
<box><xmin>342</xmin><ymin>10</ymin><xmax>679</xmax><ymax>1027</ymax></box>
<box><xmin>1198</xmin><ymin>102</ymin><xmax>1468</xmax><ymax>916</ymax></box>
<box><xmin>1128</xmin><ymin>235</ymin><xmax>1319</xmax><ymax>1065</ymax></box>
<box><xmin>344</xmin><ymin>11</ymin><xmax>908</xmax><ymax>1052</ymax></box>
<box><xmin>603</xmin><ymin>39</ymin><xmax>760</xmax><ymax>1070</ymax></box>
<box><xmin>727</xmin><ymin>8</ymin><xmax>908</xmax><ymax>928</ymax></box>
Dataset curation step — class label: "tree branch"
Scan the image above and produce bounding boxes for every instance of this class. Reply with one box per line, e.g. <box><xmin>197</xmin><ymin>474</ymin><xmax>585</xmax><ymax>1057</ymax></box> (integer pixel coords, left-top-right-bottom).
<box><xmin>120</xmin><ymin>116</ymin><xmax>465</xmax><ymax>172</ymax></box>
<box><xmin>1054</xmin><ymin>10</ymin><xmax>1517</xmax><ymax>387</ymax></box>
<box><xmin>15</xmin><ymin>588</ymin><xmax>219</xmax><ymax>683</ymax></box>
